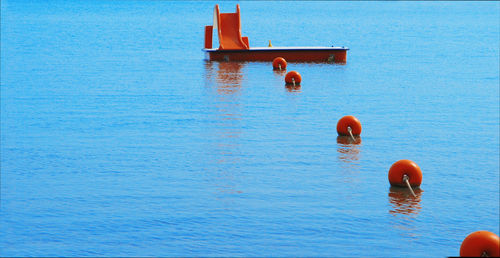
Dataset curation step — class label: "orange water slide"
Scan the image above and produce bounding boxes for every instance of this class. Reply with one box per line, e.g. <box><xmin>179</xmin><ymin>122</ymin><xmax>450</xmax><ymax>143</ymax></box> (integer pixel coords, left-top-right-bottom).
<box><xmin>214</xmin><ymin>4</ymin><xmax>249</xmax><ymax>50</ymax></box>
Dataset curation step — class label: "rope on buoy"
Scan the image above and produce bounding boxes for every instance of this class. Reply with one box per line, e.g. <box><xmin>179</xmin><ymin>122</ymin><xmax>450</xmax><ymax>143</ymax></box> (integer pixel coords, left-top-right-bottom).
<box><xmin>347</xmin><ymin>126</ymin><xmax>356</xmax><ymax>141</ymax></box>
<box><xmin>292</xmin><ymin>78</ymin><xmax>295</xmax><ymax>87</ymax></box>
<box><xmin>402</xmin><ymin>174</ymin><xmax>417</xmax><ymax>197</ymax></box>
<box><xmin>279</xmin><ymin>64</ymin><xmax>282</xmax><ymax>71</ymax></box>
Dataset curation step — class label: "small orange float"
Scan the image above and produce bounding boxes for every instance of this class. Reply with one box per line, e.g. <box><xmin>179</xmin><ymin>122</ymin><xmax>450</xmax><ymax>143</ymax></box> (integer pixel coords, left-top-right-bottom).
<box><xmin>460</xmin><ymin>231</ymin><xmax>500</xmax><ymax>257</ymax></box>
<box><xmin>272</xmin><ymin>57</ymin><xmax>287</xmax><ymax>70</ymax></box>
<box><xmin>336</xmin><ymin>115</ymin><xmax>362</xmax><ymax>136</ymax></box>
<box><xmin>388</xmin><ymin>160</ymin><xmax>422</xmax><ymax>187</ymax></box>
<box><xmin>285</xmin><ymin>71</ymin><xmax>301</xmax><ymax>85</ymax></box>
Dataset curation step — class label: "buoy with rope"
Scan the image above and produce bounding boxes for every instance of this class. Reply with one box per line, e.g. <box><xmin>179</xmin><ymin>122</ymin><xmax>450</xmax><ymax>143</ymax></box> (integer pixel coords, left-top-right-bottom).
<box><xmin>336</xmin><ymin>115</ymin><xmax>362</xmax><ymax>141</ymax></box>
<box><xmin>460</xmin><ymin>231</ymin><xmax>499</xmax><ymax>257</ymax></box>
<box><xmin>272</xmin><ymin>57</ymin><xmax>287</xmax><ymax>71</ymax></box>
<box><xmin>285</xmin><ymin>71</ymin><xmax>301</xmax><ymax>86</ymax></box>
<box><xmin>388</xmin><ymin>159</ymin><xmax>422</xmax><ymax>197</ymax></box>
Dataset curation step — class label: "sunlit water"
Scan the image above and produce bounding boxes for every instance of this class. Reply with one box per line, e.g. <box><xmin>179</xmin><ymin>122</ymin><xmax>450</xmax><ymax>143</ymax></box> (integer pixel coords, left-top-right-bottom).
<box><xmin>1</xmin><ymin>1</ymin><xmax>499</xmax><ymax>256</ymax></box>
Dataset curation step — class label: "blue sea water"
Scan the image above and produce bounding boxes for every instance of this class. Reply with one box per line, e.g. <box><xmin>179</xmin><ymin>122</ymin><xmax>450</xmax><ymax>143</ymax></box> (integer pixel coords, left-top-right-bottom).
<box><xmin>1</xmin><ymin>1</ymin><xmax>499</xmax><ymax>257</ymax></box>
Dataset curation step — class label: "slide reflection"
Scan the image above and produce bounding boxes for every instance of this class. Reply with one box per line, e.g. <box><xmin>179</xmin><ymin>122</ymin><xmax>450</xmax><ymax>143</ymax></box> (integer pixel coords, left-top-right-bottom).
<box><xmin>215</xmin><ymin>61</ymin><xmax>244</xmax><ymax>94</ymax></box>
<box><xmin>203</xmin><ymin>61</ymin><xmax>246</xmax><ymax>197</ymax></box>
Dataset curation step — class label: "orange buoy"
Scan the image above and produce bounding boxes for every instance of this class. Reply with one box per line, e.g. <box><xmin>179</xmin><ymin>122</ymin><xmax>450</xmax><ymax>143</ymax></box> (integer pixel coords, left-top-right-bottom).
<box><xmin>285</xmin><ymin>71</ymin><xmax>301</xmax><ymax>85</ymax></box>
<box><xmin>388</xmin><ymin>160</ymin><xmax>422</xmax><ymax>187</ymax></box>
<box><xmin>460</xmin><ymin>231</ymin><xmax>499</xmax><ymax>257</ymax></box>
<box><xmin>336</xmin><ymin>115</ymin><xmax>362</xmax><ymax>136</ymax></box>
<box><xmin>272</xmin><ymin>57</ymin><xmax>287</xmax><ymax>70</ymax></box>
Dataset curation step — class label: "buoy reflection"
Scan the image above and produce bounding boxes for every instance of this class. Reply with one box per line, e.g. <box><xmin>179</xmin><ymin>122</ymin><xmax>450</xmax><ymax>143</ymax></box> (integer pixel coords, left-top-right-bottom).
<box><xmin>336</xmin><ymin>135</ymin><xmax>362</xmax><ymax>163</ymax></box>
<box><xmin>388</xmin><ymin>186</ymin><xmax>423</xmax><ymax>216</ymax></box>
<box><xmin>285</xmin><ymin>84</ymin><xmax>301</xmax><ymax>92</ymax></box>
<box><xmin>336</xmin><ymin>135</ymin><xmax>362</xmax><ymax>145</ymax></box>
<box><xmin>273</xmin><ymin>69</ymin><xmax>287</xmax><ymax>76</ymax></box>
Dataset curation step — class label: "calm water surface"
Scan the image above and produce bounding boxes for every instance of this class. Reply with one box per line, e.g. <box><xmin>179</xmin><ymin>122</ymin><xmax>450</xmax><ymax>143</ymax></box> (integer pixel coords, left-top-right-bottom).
<box><xmin>1</xmin><ymin>1</ymin><xmax>499</xmax><ymax>257</ymax></box>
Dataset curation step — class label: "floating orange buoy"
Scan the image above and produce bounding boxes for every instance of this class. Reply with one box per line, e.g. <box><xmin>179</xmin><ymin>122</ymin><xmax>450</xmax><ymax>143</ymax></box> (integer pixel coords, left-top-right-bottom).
<box><xmin>285</xmin><ymin>71</ymin><xmax>301</xmax><ymax>85</ymax></box>
<box><xmin>336</xmin><ymin>115</ymin><xmax>362</xmax><ymax>136</ymax></box>
<box><xmin>273</xmin><ymin>57</ymin><xmax>287</xmax><ymax>70</ymax></box>
<box><xmin>460</xmin><ymin>231</ymin><xmax>500</xmax><ymax>257</ymax></box>
<box><xmin>388</xmin><ymin>160</ymin><xmax>422</xmax><ymax>187</ymax></box>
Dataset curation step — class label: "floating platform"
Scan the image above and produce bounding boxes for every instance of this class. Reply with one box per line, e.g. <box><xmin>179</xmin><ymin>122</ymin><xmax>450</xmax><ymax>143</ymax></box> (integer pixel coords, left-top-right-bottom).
<box><xmin>202</xmin><ymin>5</ymin><xmax>349</xmax><ymax>63</ymax></box>
<box><xmin>203</xmin><ymin>46</ymin><xmax>348</xmax><ymax>63</ymax></box>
